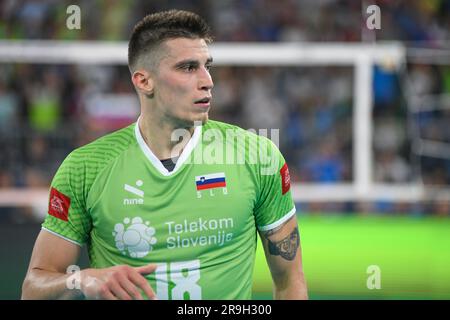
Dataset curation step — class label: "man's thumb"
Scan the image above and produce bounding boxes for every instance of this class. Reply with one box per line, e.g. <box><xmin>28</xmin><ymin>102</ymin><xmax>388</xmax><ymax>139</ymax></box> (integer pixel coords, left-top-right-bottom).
<box><xmin>135</xmin><ymin>264</ymin><xmax>157</xmax><ymax>275</ymax></box>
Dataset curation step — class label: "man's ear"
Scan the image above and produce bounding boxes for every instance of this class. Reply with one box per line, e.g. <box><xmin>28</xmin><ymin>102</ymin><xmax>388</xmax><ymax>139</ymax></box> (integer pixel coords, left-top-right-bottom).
<box><xmin>131</xmin><ymin>70</ymin><xmax>154</xmax><ymax>97</ymax></box>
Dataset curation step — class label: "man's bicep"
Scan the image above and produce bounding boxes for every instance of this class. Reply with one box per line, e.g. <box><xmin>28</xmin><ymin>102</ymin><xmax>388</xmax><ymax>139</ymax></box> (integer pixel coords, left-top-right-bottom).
<box><xmin>27</xmin><ymin>229</ymin><xmax>82</xmax><ymax>274</ymax></box>
<box><xmin>258</xmin><ymin>215</ymin><xmax>302</xmax><ymax>276</ymax></box>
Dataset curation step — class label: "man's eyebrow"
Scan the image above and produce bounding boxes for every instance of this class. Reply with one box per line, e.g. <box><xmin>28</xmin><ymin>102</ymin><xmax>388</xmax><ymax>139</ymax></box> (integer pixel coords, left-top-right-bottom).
<box><xmin>174</xmin><ymin>57</ymin><xmax>213</xmax><ymax>68</ymax></box>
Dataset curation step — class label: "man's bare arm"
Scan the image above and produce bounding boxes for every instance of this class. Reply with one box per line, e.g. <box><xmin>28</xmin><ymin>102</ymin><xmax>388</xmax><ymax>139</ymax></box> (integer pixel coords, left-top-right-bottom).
<box><xmin>22</xmin><ymin>230</ymin><xmax>157</xmax><ymax>300</ymax></box>
<box><xmin>22</xmin><ymin>230</ymin><xmax>85</xmax><ymax>299</ymax></box>
<box><xmin>259</xmin><ymin>215</ymin><xmax>308</xmax><ymax>300</ymax></box>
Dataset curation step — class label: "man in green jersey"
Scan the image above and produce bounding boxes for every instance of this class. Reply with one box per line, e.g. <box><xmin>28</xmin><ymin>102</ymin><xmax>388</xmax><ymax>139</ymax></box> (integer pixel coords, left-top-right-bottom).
<box><xmin>22</xmin><ymin>10</ymin><xmax>308</xmax><ymax>300</ymax></box>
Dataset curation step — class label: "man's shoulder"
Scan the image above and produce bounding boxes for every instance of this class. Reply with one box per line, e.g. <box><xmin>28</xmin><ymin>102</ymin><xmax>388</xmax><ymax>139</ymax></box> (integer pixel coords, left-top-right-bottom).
<box><xmin>205</xmin><ymin>119</ymin><xmax>276</xmax><ymax>145</ymax></box>
<box><xmin>49</xmin><ymin>124</ymin><xmax>137</xmax><ymax>206</ymax></box>
<box><xmin>204</xmin><ymin>119</ymin><xmax>258</xmax><ymax>138</ymax></box>
<box><xmin>64</xmin><ymin>123</ymin><xmax>136</xmax><ymax>167</ymax></box>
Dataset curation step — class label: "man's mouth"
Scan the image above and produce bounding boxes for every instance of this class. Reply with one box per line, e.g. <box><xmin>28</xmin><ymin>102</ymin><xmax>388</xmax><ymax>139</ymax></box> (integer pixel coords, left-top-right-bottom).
<box><xmin>194</xmin><ymin>96</ymin><xmax>211</xmax><ymax>106</ymax></box>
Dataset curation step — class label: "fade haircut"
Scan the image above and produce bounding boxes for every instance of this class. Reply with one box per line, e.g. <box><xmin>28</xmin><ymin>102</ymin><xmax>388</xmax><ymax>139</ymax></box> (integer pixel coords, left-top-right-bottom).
<box><xmin>128</xmin><ymin>10</ymin><xmax>213</xmax><ymax>73</ymax></box>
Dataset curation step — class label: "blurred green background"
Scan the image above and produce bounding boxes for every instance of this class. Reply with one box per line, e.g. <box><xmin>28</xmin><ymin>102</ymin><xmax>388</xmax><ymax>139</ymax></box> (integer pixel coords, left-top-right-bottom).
<box><xmin>252</xmin><ymin>214</ymin><xmax>450</xmax><ymax>300</ymax></box>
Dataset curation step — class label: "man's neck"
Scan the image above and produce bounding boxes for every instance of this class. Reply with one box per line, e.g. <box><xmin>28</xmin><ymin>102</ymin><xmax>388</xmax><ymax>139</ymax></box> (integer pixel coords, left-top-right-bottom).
<box><xmin>138</xmin><ymin>113</ymin><xmax>195</xmax><ymax>160</ymax></box>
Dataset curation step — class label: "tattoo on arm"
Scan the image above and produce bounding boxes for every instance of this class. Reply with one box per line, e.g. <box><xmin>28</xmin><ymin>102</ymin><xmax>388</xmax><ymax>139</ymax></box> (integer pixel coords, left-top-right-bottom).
<box><xmin>266</xmin><ymin>227</ymin><xmax>300</xmax><ymax>261</ymax></box>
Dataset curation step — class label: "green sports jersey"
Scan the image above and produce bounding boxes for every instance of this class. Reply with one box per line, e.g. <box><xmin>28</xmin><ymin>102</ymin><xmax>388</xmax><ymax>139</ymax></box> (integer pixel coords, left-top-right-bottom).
<box><xmin>42</xmin><ymin>119</ymin><xmax>296</xmax><ymax>300</ymax></box>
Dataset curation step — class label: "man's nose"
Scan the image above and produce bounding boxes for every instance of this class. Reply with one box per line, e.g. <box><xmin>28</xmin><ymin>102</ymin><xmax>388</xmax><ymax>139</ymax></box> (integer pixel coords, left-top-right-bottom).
<box><xmin>199</xmin><ymin>68</ymin><xmax>214</xmax><ymax>91</ymax></box>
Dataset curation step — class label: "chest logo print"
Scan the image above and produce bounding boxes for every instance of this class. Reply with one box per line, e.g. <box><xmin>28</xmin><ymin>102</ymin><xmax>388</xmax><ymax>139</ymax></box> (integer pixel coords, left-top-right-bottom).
<box><xmin>113</xmin><ymin>217</ymin><xmax>157</xmax><ymax>258</ymax></box>
<box><xmin>123</xmin><ymin>180</ymin><xmax>144</xmax><ymax>205</ymax></box>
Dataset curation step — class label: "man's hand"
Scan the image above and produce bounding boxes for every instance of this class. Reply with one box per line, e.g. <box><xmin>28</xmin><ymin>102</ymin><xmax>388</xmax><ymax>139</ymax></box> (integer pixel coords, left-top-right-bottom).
<box><xmin>81</xmin><ymin>264</ymin><xmax>158</xmax><ymax>300</ymax></box>
<box><xmin>22</xmin><ymin>231</ymin><xmax>159</xmax><ymax>300</ymax></box>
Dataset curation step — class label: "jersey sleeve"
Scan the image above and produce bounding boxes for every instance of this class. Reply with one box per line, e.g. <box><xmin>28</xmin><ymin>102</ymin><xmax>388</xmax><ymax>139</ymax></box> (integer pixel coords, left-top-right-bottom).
<box><xmin>41</xmin><ymin>151</ymin><xmax>92</xmax><ymax>246</ymax></box>
<box><xmin>253</xmin><ymin>137</ymin><xmax>296</xmax><ymax>231</ymax></box>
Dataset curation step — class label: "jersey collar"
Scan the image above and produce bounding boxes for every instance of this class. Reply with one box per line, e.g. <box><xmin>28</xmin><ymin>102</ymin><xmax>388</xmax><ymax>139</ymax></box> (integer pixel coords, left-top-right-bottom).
<box><xmin>134</xmin><ymin>117</ymin><xmax>202</xmax><ymax>176</ymax></box>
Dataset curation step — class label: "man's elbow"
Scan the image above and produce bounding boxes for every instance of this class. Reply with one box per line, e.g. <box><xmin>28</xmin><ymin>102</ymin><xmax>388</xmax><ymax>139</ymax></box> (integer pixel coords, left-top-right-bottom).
<box><xmin>21</xmin><ymin>274</ymin><xmax>34</xmax><ymax>300</ymax></box>
<box><xmin>272</xmin><ymin>270</ymin><xmax>308</xmax><ymax>300</ymax></box>
<box><xmin>21</xmin><ymin>268</ymin><xmax>44</xmax><ymax>300</ymax></box>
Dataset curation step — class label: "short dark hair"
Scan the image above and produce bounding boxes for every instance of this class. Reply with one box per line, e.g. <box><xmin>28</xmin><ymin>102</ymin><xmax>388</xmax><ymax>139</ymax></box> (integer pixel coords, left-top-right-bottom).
<box><xmin>128</xmin><ymin>10</ymin><xmax>213</xmax><ymax>72</ymax></box>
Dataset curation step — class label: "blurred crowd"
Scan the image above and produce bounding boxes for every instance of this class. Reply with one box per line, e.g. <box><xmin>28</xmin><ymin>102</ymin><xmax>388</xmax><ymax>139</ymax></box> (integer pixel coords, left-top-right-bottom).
<box><xmin>1</xmin><ymin>0</ymin><xmax>449</xmax><ymax>43</ymax></box>
<box><xmin>0</xmin><ymin>0</ymin><xmax>449</xmax><ymax>219</ymax></box>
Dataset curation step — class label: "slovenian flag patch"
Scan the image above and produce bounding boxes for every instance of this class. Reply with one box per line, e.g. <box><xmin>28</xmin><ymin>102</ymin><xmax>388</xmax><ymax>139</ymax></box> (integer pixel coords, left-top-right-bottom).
<box><xmin>195</xmin><ymin>172</ymin><xmax>226</xmax><ymax>191</ymax></box>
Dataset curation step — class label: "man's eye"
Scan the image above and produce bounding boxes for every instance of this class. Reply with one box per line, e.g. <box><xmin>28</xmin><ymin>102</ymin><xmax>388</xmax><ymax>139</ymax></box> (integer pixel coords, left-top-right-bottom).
<box><xmin>184</xmin><ymin>65</ymin><xmax>196</xmax><ymax>72</ymax></box>
<box><xmin>205</xmin><ymin>64</ymin><xmax>212</xmax><ymax>71</ymax></box>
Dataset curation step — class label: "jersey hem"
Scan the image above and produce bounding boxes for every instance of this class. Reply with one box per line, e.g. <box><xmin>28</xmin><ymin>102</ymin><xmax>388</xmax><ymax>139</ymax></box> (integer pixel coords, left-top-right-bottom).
<box><xmin>257</xmin><ymin>207</ymin><xmax>297</xmax><ymax>232</ymax></box>
<box><xmin>41</xmin><ymin>227</ymin><xmax>84</xmax><ymax>247</ymax></box>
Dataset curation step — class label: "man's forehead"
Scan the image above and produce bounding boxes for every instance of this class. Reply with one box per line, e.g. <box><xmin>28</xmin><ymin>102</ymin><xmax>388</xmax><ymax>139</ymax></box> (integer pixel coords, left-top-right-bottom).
<box><xmin>162</xmin><ymin>38</ymin><xmax>211</xmax><ymax>61</ymax></box>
